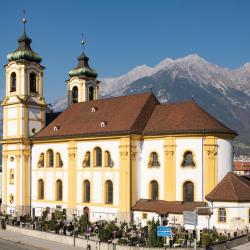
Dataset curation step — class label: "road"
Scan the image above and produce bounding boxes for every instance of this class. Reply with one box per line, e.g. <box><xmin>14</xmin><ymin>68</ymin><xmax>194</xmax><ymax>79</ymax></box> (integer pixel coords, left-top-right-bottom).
<box><xmin>232</xmin><ymin>241</ymin><xmax>250</xmax><ymax>250</ymax></box>
<box><xmin>0</xmin><ymin>230</ymin><xmax>85</xmax><ymax>250</ymax></box>
<box><xmin>0</xmin><ymin>238</ymin><xmax>42</xmax><ymax>250</ymax></box>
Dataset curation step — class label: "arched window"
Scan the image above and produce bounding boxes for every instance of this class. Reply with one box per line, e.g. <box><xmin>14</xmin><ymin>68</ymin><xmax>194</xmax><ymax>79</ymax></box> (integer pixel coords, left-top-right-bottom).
<box><xmin>82</xmin><ymin>151</ymin><xmax>91</xmax><ymax>167</ymax></box>
<box><xmin>47</xmin><ymin>149</ymin><xmax>54</xmax><ymax>167</ymax></box>
<box><xmin>10</xmin><ymin>72</ymin><xmax>16</xmax><ymax>92</ymax></box>
<box><xmin>150</xmin><ymin>180</ymin><xmax>158</xmax><ymax>200</ymax></box>
<box><xmin>148</xmin><ymin>152</ymin><xmax>160</xmax><ymax>167</ymax></box>
<box><xmin>38</xmin><ymin>179</ymin><xmax>44</xmax><ymax>200</ymax></box>
<box><xmin>83</xmin><ymin>180</ymin><xmax>90</xmax><ymax>202</ymax></box>
<box><xmin>72</xmin><ymin>86</ymin><xmax>78</xmax><ymax>103</ymax></box>
<box><xmin>94</xmin><ymin>147</ymin><xmax>102</xmax><ymax>167</ymax></box>
<box><xmin>56</xmin><ymin>179</ymin><xmax>63</xmax><ymax>201</ymax></box>
<box><xmin>38</xmin><ymin>153</ymin><xmax>44</xmax><ymax>168</ymax></box>
<box><xmin>9</xmin><ymin>169</ymin><xmax>14</xmax><ymax>184</ymax></box>
<box><xmin>55</xmin><ymin>153</ymin><xmax>63</xmax><ymax>167</ymax></box>
<box><xmin>183</xmin><ymin>181</ymin><xmax>194</xmax><ymax>202</ymax></box>
<box><xmin>104</xmin><ymin>151</ymin><xmax>113</xmax><ymax>167</ymax></box>
<box><xmin>30</xmin><ymin>73</ymin><xmax>37</xmax><ymax>93</ymax></box>
<box><xmin>105</xmin><ymin>180</ymin><xmax>113</xmax><ymax>204</ymax></box>
<box><xmin>181</xmin><ymin>151</ymin><xmax>195</xmax><ymax>167</ymax></box>
<box><xmin>89</xmin><ymin>86</ymin><xmax>94</xmax><ymax>101</ymax></box>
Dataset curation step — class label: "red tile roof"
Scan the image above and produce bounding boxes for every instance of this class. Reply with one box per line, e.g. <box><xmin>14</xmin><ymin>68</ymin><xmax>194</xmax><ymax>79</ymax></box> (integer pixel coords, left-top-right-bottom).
<box><xmin>34</xmin><ymin>92</ymin><xmax>158</xmax><ymax>139</ymax></box>
<box><xmin>206</xmin><ymin>172</ymin><xmax>250</xmax><ymax>202</ymax></box>
<box><xmin>132</xmin><ymin>199</ymin><xmax>210</xmax><ymax>215</ymax></box>
<box><xmin>33</xmin><ymin>92</ymin><xmax>236</xmax><ymax>140</ymax></box>
<box><xmin>143</xmin><ymin>101</ymin><xmax>236</xmax><ymax>136</ymax></box>
<box><xmin>234</xmin><ymin>161</ymin><xmax>250</xmax><ymax>171</ymax></box>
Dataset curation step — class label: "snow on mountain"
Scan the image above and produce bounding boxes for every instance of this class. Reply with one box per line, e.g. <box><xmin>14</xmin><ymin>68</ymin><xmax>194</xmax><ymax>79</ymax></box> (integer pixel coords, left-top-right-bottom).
<box><xmin>232</xmin><ymin>63</ymin><xmax>250</xmax><ymax>96</ymax></box>
<box><xmin>52</xmin><ymin>54</ymin><xmax>250</xmax><ymax>114</ymax></box>
<box><xmin>100</xmin><ymin>58</ymin><xmax>173</xmax><ymax>96</ymax></box>
<box><xmin>100</xmin><ymin>54</ymin><xmax>250</xmax><ymax>98</ymax></box>
<box><xmin>51</xmin><ymin>95</ymin><xmax>68</xmax><ymax>112</ymax></box>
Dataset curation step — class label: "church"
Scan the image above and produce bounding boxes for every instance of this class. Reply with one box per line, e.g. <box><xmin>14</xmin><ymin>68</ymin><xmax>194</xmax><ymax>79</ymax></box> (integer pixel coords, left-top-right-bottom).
<box><xmin>2</xmin><ymin>20</ymin><xmax>250</xmax><ymax>231</ymax></box>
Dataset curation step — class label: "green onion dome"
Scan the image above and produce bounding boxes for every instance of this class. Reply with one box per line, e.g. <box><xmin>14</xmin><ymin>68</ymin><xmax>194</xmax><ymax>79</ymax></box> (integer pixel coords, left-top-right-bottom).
<box><xmin>7</xmin><ymin>32</ymin><xmax>42</xmax><ymax>64</ymax></box>
<box><xmin>69</xmin><ymin>52</ymin><xmax>97</xmax><ymax>78</ymax></box>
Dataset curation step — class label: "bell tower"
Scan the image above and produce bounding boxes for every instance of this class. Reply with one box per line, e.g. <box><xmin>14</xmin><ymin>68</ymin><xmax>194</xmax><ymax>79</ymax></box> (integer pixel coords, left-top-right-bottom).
<box><xmin>67</xmin><ymin>37</ymin><xmax>100</xmax><ymax>106</ymax></box>
<box><xmin>1</xmin><ymin>17</ymin><xmax>46</xmax><ymax>215</ymax></box>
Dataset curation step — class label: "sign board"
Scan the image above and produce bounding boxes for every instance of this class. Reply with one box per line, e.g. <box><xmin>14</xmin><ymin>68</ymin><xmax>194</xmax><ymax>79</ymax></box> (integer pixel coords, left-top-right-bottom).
<box><xmin>157</xmin><ymin>226</ymin><xmax>171</xmax><ymax>237</ymax></box>
<box><xmin>183</xmin><ymin>211</ymin><xmax>197</xmax><ymax>225</ymax></box>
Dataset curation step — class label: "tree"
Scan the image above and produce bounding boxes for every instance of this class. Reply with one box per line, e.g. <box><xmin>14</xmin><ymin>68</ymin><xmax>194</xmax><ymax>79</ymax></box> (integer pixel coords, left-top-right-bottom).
<box><xmin>79</xmin><ymin>211</ymin><xmax>90</xmax><ymax>234</ymax></box>
<box><xmin>147</xmin><ymin>218</ymin><xmax>164</xmax><ymax>247</ymax></box>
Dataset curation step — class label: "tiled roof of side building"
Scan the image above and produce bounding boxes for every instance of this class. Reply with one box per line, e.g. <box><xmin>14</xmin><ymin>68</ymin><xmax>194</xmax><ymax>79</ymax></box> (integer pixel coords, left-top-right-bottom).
<box><xmin>132</xmin><ymin>199</ymin><xmax>210</xmax><ymax>215</ymax></box>
<box><xmin>206</xmin><ymin>172</ymin><xmax>250</xmax><ymax>202</ymax></box>
<box><xmin>33</xmin><ymin>92</ymin><xmax>159</xmax><ymax>139</ymax></box>
<box><xmin>143</xmin><ymin>101</ymin><xmax>237</xmax><ymax>136</ymax></box>
<box><xmin>32</xmin><ymin>92</ymin><xmax>236</xmax><ymax>140</ymax></box>
<box><xmin>234</xmin><ymin>161</ymin><xmax>250</xmax><ymax>171</ymax></box>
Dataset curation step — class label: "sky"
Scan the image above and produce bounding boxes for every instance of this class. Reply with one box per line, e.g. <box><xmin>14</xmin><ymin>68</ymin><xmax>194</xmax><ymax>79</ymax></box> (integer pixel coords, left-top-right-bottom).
<box><xmin>0</xmin><ymin>0</ymin><xmax>250</xmax><ymax>102</ymax></box>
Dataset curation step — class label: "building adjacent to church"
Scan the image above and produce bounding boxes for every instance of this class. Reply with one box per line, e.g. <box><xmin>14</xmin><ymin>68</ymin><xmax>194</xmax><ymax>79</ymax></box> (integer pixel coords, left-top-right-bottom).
<box><xmin>1</xmin><ymin>22</ymin><xmax>249</xmax><ymax>231</ymax></box>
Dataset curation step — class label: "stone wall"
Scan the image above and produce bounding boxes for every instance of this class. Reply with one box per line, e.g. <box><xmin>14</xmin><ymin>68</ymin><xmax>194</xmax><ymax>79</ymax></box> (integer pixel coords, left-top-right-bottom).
<box><xmin>207</xmin><ymin>235</ymin><xmax>248</xmax><ymax>250</ymax></box>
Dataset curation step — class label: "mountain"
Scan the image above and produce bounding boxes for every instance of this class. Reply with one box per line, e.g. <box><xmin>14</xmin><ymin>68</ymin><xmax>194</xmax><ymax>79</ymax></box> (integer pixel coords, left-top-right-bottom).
<box><xmin>1</xmin><ymin>54</ymin><xmax>250</xmax><ymax>156</ymax></box>
<box><xmin>98</xmin><ymin>54</ymin><xmax>250</xmax><ymax>156</ymax></box>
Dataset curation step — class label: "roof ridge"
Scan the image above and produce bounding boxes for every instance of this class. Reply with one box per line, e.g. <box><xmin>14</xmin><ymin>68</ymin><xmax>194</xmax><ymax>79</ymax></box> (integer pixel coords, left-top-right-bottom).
<box><xmin>229</xmin><ymin>173</ymin><xmax>238</xmax><ymax>200</ymax></box>
<box><xmin>131</xmin><ymin>93</ymin><xmax>159</xmax><ymax>132</ymax></box>
<box><xmin>235</xmin><ymin>173</ymin><xmax>250</xmax><ymax>189</ymax></box>
<box><xmin>100</xmin><ymin>91</ymin><xmax>153</xmax><ymax>102</ymax></box>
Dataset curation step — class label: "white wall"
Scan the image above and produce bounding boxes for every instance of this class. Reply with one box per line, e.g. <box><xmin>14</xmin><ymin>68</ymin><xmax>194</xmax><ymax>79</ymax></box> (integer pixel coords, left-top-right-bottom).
<box><xmin>209</xmin><ymin>201</ymin><xmax>250</xmax><ymax>231</ymax></box>
<box><xmin>133</xmin><ymin>211</ymin><xmax>160</xmax><ymax>227</ymax></box>
<box><xmin>31</xmin><ymin>142</ymin><xmax>69</xmax><ymax>205</ymax></box>
<box><xmin>175</xmin><ymin>138</ymin><xmax>203</xmax><ymax>201</ymax></box>
<box><xmin>217</xmin><ymin>139</ymin><xmax>233</xmax><ymax>181</ymax></box>
<box><xmin>31</xmin><ymin>139</ymin><xmax>121</xmax><ymax>219</ymax></box>
<box><xmin>136</xmin><ymin>139</ymin><xmax>165</xmax><ymax>200</ymax></box>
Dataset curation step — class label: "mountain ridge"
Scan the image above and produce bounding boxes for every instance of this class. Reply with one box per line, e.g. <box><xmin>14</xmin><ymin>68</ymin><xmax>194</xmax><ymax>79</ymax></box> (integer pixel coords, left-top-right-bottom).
<box><xmin>46</xmin><ymin>54</ymin><xmax>250</xmax><ymax>156</ymax></box>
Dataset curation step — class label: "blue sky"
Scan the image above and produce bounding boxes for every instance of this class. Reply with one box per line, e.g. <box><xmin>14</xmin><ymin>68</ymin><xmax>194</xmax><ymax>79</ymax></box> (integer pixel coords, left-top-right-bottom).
<box><xmin>0</xmin><ymin>0</ymin><xmax>250</xmax><ymax>102</ymax></box>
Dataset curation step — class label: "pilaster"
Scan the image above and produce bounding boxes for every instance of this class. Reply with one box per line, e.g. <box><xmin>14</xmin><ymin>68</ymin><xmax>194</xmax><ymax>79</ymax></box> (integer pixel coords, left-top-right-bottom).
<box><xmin>119</xmin><ymin>137</ymin><xmax>131</xmax><ymax>221</ymax></box>
<box><xmin>15</xmin><ymin>154</ymin><xmax>21</xmax><ymax>208</ymax></box>
<box><xmin>23</xmin><ymin>152</ymin><xmax>31</xmax><ymax>208</ymax></box>
<box><xmin>164</xmin><ymin>136</ymin><xmax>176</xmax><ymax>201</ymax></box>
<box><xmin>131</xmin><ymin>138</ymin><xmax>137</xmax><ymax>207</ymax></box>
<box><xmin>68</xmin><ymin>141</ymin><xmax>77</xmax><ymax>214</ymax></box>
<box><xmin>2</xmin><ymin>154</ymin><xmax>8</xmax><ymax>211</ymax></box>
<box><xmin>204</xmin><ymin>136</ymin><xmax>218</xmax><ymax>196</ymax></box>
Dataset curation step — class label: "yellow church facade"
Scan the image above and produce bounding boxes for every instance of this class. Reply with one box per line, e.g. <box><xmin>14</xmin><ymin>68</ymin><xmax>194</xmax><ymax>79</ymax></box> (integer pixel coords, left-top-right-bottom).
<box><xmin>1</xmin><ymin>22</ymin><xmax>237</xmax><ymax>224</ymax></box>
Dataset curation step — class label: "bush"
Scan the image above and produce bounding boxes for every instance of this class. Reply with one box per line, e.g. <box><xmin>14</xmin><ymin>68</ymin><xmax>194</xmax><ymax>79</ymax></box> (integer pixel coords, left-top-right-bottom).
<box><xmin>54</xmin><ymin>210</ymin><xmax>64</xmax><ymax>220</ymax></box>
<box><xmin>98</xmin><ymin>221</ymin><xmax>119</xmax><ymax>242</ymax></box>
<box><xmin>118</xmin><ymin>238</ymin><xmax>128</xmax><ymax>245</ymax></box>
<box><xmin>20</xmin><ymin>214</ymin><xmax>32</xmax><ymax>223</ymax></box>
<box><xmin>217</xmin><ymin>235</ymin><xmax>229</xmax><ymax>242</ymax></box>
<box><xmin>41</xmin><ymin>220</ymin><xmax>49</xmax><ymax>231</ymax></box>
<box><xmin>201</xmin><ymin>233</ymin><xmax>213</xmax><ymax>247</ymax></box>
<box><xmin>48</xmin><ymin>220</ymin><xmax>57</xmax><ymax>231</ymax></box>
